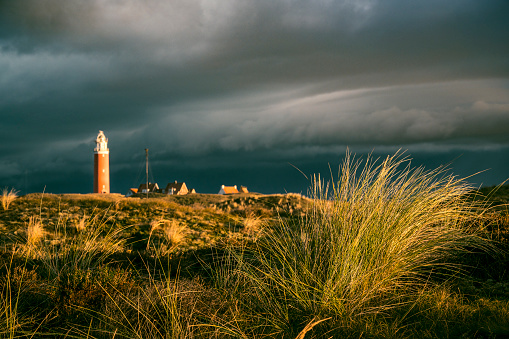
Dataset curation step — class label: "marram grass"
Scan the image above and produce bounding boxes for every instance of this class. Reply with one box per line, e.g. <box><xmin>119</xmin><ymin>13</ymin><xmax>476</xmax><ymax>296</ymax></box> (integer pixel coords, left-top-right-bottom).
<box><xmin>229</xmin><ymin>151</ymin><xmax>493</xmax><ymax>332</ymax></box>
<box><xmin>1</xmin><ymin>188</ymin><xmax>17</xmax><ymax>211</ymax></box>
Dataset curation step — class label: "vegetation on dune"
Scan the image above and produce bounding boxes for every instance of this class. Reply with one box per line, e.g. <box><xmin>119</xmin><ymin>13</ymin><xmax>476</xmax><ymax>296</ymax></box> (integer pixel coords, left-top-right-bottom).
<box><xmin>0</xmin><ymin>152</ymin><xmax>508</xmax><ymax>338</ymax></box>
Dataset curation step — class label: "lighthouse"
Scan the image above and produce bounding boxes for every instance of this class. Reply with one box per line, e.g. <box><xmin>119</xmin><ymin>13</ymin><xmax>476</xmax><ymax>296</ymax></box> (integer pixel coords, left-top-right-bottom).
<box><xmin>93</xmin><ymin>130</ymin><xmax>110</xmax><ymax>194</ymax></box>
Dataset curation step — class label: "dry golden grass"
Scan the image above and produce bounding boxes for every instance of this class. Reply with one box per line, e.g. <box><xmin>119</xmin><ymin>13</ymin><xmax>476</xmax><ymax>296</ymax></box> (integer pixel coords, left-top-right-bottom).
<box><xmin>75</xmin><ymin>214</ymin><xmax>88</xmax><ymax>232</ymax></box>
<box><xmin>163</xmin><ymin>220</ymin><xmax>187</xmax><ymax>246</ymax></box>
<box><xmin>147</xmin><ymin>218</ymin><xmax>164</xmax><ymax>250</ymax></box>
<box><xmin>1</xmin><ymin>188</ymin><xmax>18</xmax><ymax>210</ymax></box>
<box><xmin>148</xmin><ymin>218</ymin><xmax>187</xmax><ymax>252</ymax></box>
<box><xmin>242</xmin><ymin>213</ymin><xmax>264</xmax><ymax>239</ymax></box>
<box><xmin>26</xmin><ymin>216</ymin><xmax>44</xmax><ymax>246</ymax></box>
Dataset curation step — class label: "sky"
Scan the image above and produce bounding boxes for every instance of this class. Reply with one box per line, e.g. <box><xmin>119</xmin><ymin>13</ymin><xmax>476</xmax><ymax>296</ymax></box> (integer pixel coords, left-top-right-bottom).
<box><xmin>1</xmin><ymin>0</ymin><xmax>508</xmax><ymax>195</ymax></box>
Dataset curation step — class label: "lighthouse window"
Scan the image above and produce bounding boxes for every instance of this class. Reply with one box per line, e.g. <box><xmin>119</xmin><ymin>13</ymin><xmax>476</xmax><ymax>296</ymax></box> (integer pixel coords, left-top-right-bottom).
<box><xmin>103</xmin><ymin>185</ymin><xmax>105</xmax><ymax>189</ymax></box>
<box><xmin>102</xmin><ymin>169</ymin><xmax>105</xmax><ymax>173</ymax></box>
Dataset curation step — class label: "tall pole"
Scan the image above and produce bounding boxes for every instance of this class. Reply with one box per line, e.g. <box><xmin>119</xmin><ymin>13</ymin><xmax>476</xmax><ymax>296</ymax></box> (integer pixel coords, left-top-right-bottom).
<box><xmin>145</xmin><ymin>148</ymin><xmax>149</xmax><ymax>199</ymax></box>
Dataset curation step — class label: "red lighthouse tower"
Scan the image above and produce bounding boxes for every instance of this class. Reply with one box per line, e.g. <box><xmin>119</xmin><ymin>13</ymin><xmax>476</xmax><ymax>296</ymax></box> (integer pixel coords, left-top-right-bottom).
<box><xmin>93</xmin><ymin>130</ymin><xmax>110</xmax><ymax>194</ymax></box>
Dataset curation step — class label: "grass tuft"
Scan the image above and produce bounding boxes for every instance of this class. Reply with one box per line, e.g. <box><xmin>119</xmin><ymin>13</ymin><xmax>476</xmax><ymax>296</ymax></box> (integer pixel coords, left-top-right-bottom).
<box><xmin>26</xmin><ymin>216</ymin><xmax>44</xmax><ymax>247</ymax></box>
<box><xmin>148</xmin><ymin>219</ymin><xmax>187</xmax><ymax>254</ymax></box>
<box><xmin>163</xmin><ymin>220</ymin><xmax>187</xmax><ymax>247</ymax></box>
<box><xmin>226</xmin><ymin>150</ymin><xmax>495</xmax><ymax>334</ymax></box>
<box><xmin>242</xmin><ymin>213</ymin><xmax>264</xmax><ymax>238</ymax></box>
<box><xmin>1</xmin><ymin>188</ymin><xmax>18</xmax><ymax>211</ymax></box>
<box><xmin>75</xmin><ymin>214</ymin><xmax>88</xmax><ymax>232</ymax></box>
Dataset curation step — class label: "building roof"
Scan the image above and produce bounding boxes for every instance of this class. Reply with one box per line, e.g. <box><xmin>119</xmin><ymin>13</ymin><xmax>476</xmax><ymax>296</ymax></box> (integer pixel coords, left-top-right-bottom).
<box><xmin>125</xmin><ymin>188</ymin><xmax>138</xmax><ymax>197</ymax></box>
<box><xmin>220</xmin><ymin>185</ymin><xmax>239</xmax><ymax>194</ymax></box>
<box><xmin>138</xmin><ymin>183</ymin><xmax>159</xmax><ymax>191</ymax></box>
<box><xmin>239</xmin><ymin>186</ymin><xmax>249</xmax><ymax>193</ymax></box>
<box><xmin>165</xmin><ymin>181</ymin><xmax>187</xmax><ymax>193</ymax></box>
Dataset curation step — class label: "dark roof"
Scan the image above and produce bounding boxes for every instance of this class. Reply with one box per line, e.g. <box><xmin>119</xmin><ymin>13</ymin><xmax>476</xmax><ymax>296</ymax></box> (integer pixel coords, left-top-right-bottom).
<box><xmin>165</xmin><ymin>181</ymin><xmax>188</xmax><ymax>194</ymax></box>
<box><xmin>138</xmin><ymin>183</ymin><xmax>159</xmax><ymax>191</ymax></box>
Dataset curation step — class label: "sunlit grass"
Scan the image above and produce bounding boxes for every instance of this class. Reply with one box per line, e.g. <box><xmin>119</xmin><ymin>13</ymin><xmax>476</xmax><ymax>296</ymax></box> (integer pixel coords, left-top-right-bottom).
<box><xmin>16</xmin><ymin>208</ymin><xmax>126</xmax><ymax>273</ymax></box>
<box><xmin>242</xmin><ymin>213</ymin><xmax>264</xmax><ymax>238</ymax></box>
<box><xmin>163</xmin><ymin>220</ymin><xmax>187</xmax><ymax>247</ymax></box>
<box><xmin>1</xmin><ymin>188</ymin><xmax>18</xmax><ymax>211</ymax></box>
<box><xmin>223</xmin><ymin>150</ymin><xmax>496</xmax><ymax>335</ymax></box>
<box><xmin>147</xmin><ymin>218</ymin><xmax>187</xmax><ymax>254</ymax></box>
<box><xmin>74</xmin><ymin>214</ymin><xmax>88</xmax><ymax>232</ymax></box>
<box><xmin>26</xmin><ymin>216</ymin><xmax>44</xmax><ymax>247</ymax></box>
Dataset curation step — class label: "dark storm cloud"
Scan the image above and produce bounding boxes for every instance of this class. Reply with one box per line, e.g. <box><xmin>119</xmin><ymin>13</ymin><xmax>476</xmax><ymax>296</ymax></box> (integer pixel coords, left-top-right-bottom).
<box><xmin>125</xmin><ymin>80</ymin><xmax>509</xmax><ymax>154</ymax></box>
<box><xmin>5</xmin><ymin>0</ymin><xmax>508</xmax><ymax>81</ymax></box>
<box><xmin>1</xmin><ymin>0</ymin><xmax>508</xmax><ymax>193</ymax></box>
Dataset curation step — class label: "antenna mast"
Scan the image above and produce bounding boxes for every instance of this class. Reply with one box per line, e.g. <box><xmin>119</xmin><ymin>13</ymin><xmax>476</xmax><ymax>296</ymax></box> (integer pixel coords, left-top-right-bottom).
<box><xmin>145</xmin><ymin>148</ymin><xmax>149</xmax><ymax>199</ymax></box>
